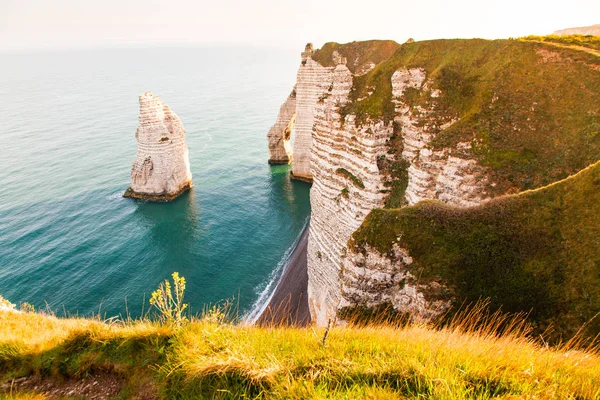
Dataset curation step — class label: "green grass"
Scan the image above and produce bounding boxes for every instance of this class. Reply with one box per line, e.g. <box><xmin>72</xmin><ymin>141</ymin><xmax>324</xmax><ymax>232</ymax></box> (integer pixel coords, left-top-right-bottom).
<box><xmin>2</xmin><ymin>307</ymin><xmax>600</xmax><ymax>399</ymax></box>
<box><xmin>336</xmin><ymin>168</ymin><xmax>365</xmax><ymax>189</ymax></box>
<box><xmin>312</xmin><ymin>40</ymin><xmax>401</xmax><ymax>73</ymax></box>
<box><xmin>350</xmin><ymin>160</ymin><xmax>600</xmax><ymax>342</ymax></box>
<box><xmin>522</xmin><ymin>34</ymin><xmax>600</xmax><ymax>52</ymax></box>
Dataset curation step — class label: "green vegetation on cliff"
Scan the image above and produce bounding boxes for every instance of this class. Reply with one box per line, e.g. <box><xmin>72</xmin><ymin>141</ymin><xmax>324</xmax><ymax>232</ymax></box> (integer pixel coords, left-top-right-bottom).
<box><xmin>311</xmin><ymin>38</ymin><xmax>600</xmax><ymax>341</ymax></box>
<box><xmin>522</xmin><ymin>34</ymin><xmax>600</xmax><ymax>52</ymax></box>
<box><xmin>331</xmin><ymin>38</ymin><xmax>600</xmax><ymax>198</ymax></box>
<box><xmin>2</xmin><ymin>307</ymin><xmax>600</xmax><ymax>399</ymax></box>
<box><xmin>312</xmin><ymin>40</ymin><xmax>401</xmax><ymax>73</ymax></box>
<box><xmin>351</xmin><ymin>160</ymin><xmax>600</xmax><ymax>341</ymax></box>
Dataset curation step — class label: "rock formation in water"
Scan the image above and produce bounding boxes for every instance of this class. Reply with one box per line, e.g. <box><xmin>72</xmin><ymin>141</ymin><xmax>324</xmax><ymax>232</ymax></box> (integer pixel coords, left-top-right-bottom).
<box><xmin>270</xmin><ymin>39</ymin><xmax>600</xmax><ymax>336</ymax></box>
<box><xmin>124</xmin><ymin>92</ymin><xmax>192</xmax><ymax>201</ymax></box>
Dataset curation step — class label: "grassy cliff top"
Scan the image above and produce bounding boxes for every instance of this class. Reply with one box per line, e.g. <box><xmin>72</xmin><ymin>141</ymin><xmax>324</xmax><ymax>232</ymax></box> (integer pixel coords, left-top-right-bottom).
<box><xmin>312</xmin><ymin>40</ymin><xmax>401</xmax><ymax>73</ymax></box>
<box><xmin>1</xmin><ymin>309</ymin><xmax>600</xmax><ymax>399</ymax></box>
<box><xmin>351</xmin><ymin>159</ymin><xmax>600</xmax><ymax>341</ymax></box>
<box><xmin>522</xmin><ymin>34</ymin><xmax>600</xmax><ymax>52</ymax></box>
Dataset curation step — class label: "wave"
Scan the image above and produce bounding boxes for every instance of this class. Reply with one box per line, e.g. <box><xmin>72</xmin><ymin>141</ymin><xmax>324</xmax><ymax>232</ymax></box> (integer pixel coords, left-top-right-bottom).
<box><xmin>243</xmin><ymin>217</ymin><xmax>309</xmax><ymax>324</ymax></box>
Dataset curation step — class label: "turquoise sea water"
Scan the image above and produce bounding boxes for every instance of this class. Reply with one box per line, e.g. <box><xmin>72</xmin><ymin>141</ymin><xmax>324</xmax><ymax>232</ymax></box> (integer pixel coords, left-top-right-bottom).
<box><xmin>0</xmin><ymin>46</ymin><xmax>311</xmax><ymax>318</ymax></box>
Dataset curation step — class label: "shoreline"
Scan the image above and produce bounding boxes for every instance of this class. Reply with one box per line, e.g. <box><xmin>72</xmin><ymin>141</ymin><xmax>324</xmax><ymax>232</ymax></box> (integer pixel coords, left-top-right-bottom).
<box><xmin>256</xmin><ymin>222</ymin><xmax>311</xmax><ymax>326</ymax></box>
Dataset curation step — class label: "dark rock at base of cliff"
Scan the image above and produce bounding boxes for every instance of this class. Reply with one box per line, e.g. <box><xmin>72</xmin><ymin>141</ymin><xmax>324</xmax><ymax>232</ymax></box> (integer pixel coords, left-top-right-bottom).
<box><xmin>122</xmin><ymin>183</ymin><xmax>192</xmax><ymax>202</ymax></box>
<box><xmin>290</xmin><ymin>171</ymin><xmax>313</xmax><ymax>184</ymax></box>
<box><xmin>268</xmin><ymin>158</ymin><xmax>292</xmax><ymax>165</ymax></box>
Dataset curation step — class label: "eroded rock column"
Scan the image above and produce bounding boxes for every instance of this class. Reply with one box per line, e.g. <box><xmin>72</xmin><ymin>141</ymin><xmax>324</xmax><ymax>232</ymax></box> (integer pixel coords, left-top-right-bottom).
<box><xmin>124</xmin><ymin>92</ymin><xmax>193</xmax><ymax>201</ymax></box>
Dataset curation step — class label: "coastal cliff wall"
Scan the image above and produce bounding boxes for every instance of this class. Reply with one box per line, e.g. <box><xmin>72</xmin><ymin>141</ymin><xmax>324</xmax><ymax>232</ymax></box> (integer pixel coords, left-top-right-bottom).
<box><xmin>270</xmin><ymin>39</ymin><xmax>600</xmax><ymax>329</ymax></box>
<box><xmin>307</xmin><ymin>63</ymin><xmax>392</xmax><ymax>325</ymax></box>
<box><xmin>125</xmin><ymin>92</ymin><xmax>192</xmax><ymax>201</ymax></box>
<box><xmin>273</xmin><ymin>43</ymin><xmax>488</xmax><ymax>324</ymax></box>
<box><xmin>338</xmin><ymin>67</ymin><xmax>487</xmax><ymax>320</ymax></box>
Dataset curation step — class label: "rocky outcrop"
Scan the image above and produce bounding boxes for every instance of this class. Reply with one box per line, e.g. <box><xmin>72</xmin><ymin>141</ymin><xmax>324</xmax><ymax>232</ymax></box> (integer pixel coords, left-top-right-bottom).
<box><xmin>307</xmin><ymin>62</ymin><xmax>392</xmax><ymax>324</ymax></box>
<box><xmin>267</xmin><ymin>89</ymin><xmax>296</xmax><ymax>165</ymax></box>
<box><xmin>341</xmin><ymin>244</ymin><xmax>452</xmax><ymax>320</ymax></box>
<box><xmin>335</xmin><ymin>68</ymin><xmax>488</xmax><ymax>320</ymax></box>
<box><xmin>124</xmin><ymin>92</ymin><xmax>192</xmax><ymax>201</ymax></box>
<box><xmin>270</xmin><ymin>44</ymin><xmax>490</xmax><ymax>325</ymax></box>
<box><xmin>304</xmin><ymin>65</ymin><xmax>488</xmax><ymax>324</ymax></box>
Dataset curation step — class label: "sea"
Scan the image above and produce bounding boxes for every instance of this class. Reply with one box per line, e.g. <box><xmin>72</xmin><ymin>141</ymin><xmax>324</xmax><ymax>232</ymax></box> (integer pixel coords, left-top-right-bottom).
<box><xmin>0</xmin><ymin>46</ymin><xmax>311</xmax><ymax>319</ymax></box>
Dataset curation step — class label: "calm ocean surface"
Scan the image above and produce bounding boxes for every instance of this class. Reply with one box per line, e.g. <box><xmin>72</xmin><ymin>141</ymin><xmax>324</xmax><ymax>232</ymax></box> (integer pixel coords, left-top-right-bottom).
<box><xmin>0</xmin><ymin>46</ymin><xmax>311</xmax><ymax>318</ymax></box>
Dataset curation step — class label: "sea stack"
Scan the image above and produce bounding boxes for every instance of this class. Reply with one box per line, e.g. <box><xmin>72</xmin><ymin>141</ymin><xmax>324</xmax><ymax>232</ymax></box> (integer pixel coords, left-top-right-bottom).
<box><xmin>123</xmin><ymin>92</ymin><xmax>192</xmax><ymax>201</ymax></box>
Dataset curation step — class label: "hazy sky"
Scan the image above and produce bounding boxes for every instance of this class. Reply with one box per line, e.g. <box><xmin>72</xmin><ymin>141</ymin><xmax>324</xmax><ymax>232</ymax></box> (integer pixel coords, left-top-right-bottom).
<box><xmin>1</xmin><ymin>0</ymin><xmax>598</xmax><ymax>51</ymax></box>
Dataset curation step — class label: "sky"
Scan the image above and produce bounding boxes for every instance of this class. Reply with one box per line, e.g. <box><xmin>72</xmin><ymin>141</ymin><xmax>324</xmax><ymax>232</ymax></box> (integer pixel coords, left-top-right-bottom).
<box><xmin>1</xmin><ymin>0</ymin><xmax>599</xmax><ymax>52</ymax></box>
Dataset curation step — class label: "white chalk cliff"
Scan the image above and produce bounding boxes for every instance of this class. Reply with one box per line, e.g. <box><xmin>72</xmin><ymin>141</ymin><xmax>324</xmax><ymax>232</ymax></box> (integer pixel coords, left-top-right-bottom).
<box><xmin>336</xmin><ymin>68</ymin><xmax>486</xmax><ymax>321</ymax></box>
<box><xmin>270</xmin><ymin>44</ymin><xmax>489</xmax><ymax>325</ymax></box>
<box><xmin>124</xmin><ymin>92</ymin><xmax>192</xmax><ymax>201</ymax></box>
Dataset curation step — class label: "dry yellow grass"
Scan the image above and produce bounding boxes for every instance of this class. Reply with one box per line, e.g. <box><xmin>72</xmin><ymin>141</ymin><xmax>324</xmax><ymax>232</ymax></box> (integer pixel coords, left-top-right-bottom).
<box><xmin>1</xmin><ymin>307</ymin><xmax>599</xmax><ymax>399</ymax></box>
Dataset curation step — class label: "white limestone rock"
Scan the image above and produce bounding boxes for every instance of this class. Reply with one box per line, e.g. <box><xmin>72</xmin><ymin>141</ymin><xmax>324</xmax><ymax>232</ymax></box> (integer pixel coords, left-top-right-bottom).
<box><xmin>391</xmin><ymin>68</ymin><xmax>487</xmax><ymax>207</ymax></box>
<box><xmin>307</xmin><ymin>63</ymin><xmax>391</xmax><ymax>325</ymax></box>
<box><xmin>291</xmin><ymin>44</ymin><xmax>336</xmax><ymax>182</ymax></box>
<box><xmin>124</xmin><ymin>92</ymin><xmax>192</xmax><ymax>201</ymax></box>
<box><xmin>269</xmin><ymin>48</ymin><xmax>493</xmax><ymax>325</ymax></box>
<box><xmin>267</xmin><ymin>88</ymin><xmax>296</xmax><ymax>165</ymax></box>
<box><xmin>341</xmin><ymin>244</ymin><xmax>452</xmax><ymax>320</ymax></box>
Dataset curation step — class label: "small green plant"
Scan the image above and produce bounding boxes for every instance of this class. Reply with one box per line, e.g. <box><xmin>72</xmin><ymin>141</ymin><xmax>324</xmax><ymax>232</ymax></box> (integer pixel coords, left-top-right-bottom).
<box><xmin>150</xmin><ymin>272</ymin><xmax>188</xmax><ymax>327</ymax></box>
<box><xmin>203</xmin><ymin>304</ymin><xmax>226</xmax><ymax>324</ymax></box>
<box><xmin>336</xmin><ymin>168</ymin><xmax>365</xmax><ymax>189</ymax></box>
<box><xmin>19</xmin><ymin>302</ymin><xmax>35</xmax><ymax>313</ymax></box>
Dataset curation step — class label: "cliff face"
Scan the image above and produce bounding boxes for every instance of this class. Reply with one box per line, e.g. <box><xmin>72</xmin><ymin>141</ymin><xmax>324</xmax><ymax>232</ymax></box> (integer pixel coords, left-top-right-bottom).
<box><xmin>290</xmin><ymin>44</ymin><xmax>335</xmax><ymax>182</ymax></box>
<box><xmin>307</xmin><ymin>62</ymin><xmax>392</xmax><ymax>325</ymax></box>
<box><xmin>272</xmin><ymin>39</ymin><xmax>600</xmax><ymax>332</ymax></box>
<box><xmin>337</xmin><ymin>67</ymin><xmax>487</xmax><ymax>319</ymax></box>
<box><xmin>124</xmin><ymin>92</ymin><xmax>192</xmax><ymax>201</ymax></box>
<box><xmin>302</xmin><ymin>46</ymin><xmax>490</xmax><ymax>324</ymax></box>
<box><xmin>391</xmin><ymin>68</ymin><xmax>487</xmax><ymax>207</ymax></box>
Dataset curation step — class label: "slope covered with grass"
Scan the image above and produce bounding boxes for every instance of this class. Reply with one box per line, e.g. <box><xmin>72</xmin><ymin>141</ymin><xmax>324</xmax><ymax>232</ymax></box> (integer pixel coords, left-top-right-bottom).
<box><xmin>522</xmin><ymin>34</ymin><xmax>600</xmax><ymax>52</ymax></box>
<box><xmin>1</xmin><ymin>308</ymin><xmax>600</xmax><ymax>399</ymax></box>
<box><xmin>312</xmin><ymin>40</ymin><xmax>401</xmax><ymax>73</ymax></box>
<box><xmin>351</xmin><ymin>159</ymin><xmax>600</xmax><ymax>341</ymax></box>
